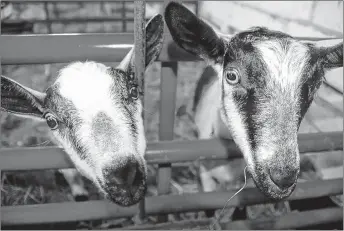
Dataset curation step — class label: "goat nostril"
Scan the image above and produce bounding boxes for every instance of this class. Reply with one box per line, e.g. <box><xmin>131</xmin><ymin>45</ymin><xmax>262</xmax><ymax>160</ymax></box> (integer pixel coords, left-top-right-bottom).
<box><xmin>269</xmin><ymin>168</ymin><xmax>296</xmax><ymax>190</ymax></box>
<box><xmin>111</xmin><ymin>161</ymin><xmax>139</xmax><ymax>186</ymax></box>
<box><xmin>74</xmin><ymin>194</ymin><xmax>89</xmax><ymax>202</ymax></box>
<box><xmin>126</xmin><ymin>167</ymin><xmax>137</xmax><ymax>186</ymax></box>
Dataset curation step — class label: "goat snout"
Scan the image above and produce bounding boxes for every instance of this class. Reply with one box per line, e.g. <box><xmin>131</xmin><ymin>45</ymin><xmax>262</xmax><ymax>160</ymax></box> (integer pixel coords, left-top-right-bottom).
<box><xmin>101</xmin><ymin>156</ymin><xmax>147</xmax><ymax>206</ymax></box>
<box><xmin>269</xmin><ymin>166</ymin><xmax>298</xmax><ymax>190</ymax></box>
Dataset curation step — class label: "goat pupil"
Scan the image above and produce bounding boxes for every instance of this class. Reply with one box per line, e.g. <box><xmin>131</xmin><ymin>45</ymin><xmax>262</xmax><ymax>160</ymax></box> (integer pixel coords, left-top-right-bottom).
<box><xmin>130</xmin><ymin>87</ymin><xmax>138</xmax><ymax>99</ymax></box>
<box><xmin>227</xmin><ymin>72</ymin><xmax>237</xmax><ymax>81</ymax></box>
<box><xmin>46</xmin><ymin>116</ymin><xmax>58</xmax><ymax>129</ymax></box>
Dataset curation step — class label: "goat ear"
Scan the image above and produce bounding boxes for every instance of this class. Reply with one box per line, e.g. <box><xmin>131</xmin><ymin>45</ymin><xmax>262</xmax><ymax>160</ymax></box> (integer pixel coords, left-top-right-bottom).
<box><xmin>1</xmin><ymin>75</ymin><xmax>46</xmax><ymax>119</ymax></box>
<box><xmin>117</xmin><ymin>14</ymin><xmax>164</xmax><ymax>72</ymax></box>
<box><xmin>145</xmin><ymin>14</ymin><xmax>164</xmax><ymax>67</ymax></box>
<box><xmin>305</xmin><ymin>39</ymin><xmax>343</xmax><ymax>69</ymax></box>
<box><xmin>164</xmin><ymin>1</ymin><xmax>225</xmax><ymax>64</ymax></box>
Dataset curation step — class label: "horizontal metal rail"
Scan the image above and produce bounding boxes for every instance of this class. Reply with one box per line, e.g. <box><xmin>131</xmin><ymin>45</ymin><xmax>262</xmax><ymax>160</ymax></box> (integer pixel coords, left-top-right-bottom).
<box><xmin>3</xmin><ymin>17</ymin><xmax>149</xmax><ymax>24</ymax></box>
<box><xmin>1</xmin><ymin>178</ymin><xmax>342</xmax><ymax>226</ymax></box>
<box><xmin>4</xmin><ymin>0</ymin><xmax>164</xmax><ymax>2</ymax></box>
<box><xmin>6</xmin><ymin>0</ymin><xmax>196</xmax><ymax>3</ymax></box>
<box><xmin>0</xmin><ymin>131</ymin><xmax>342</xmax><ymax>171</ymax></box>
<box><xmin>1</xmin><ymin>35</ymin><xmax>342</xmax><ymax>65</ymax></box>
<box><xmin>0</xmin><ymin>33</ymin><xmax>197</xmax><ymax>64</ymax></box>
<box><xmin>122</xmin><ymin>207</ymin><xmax>343</xmax><ymax>230</ymax></box>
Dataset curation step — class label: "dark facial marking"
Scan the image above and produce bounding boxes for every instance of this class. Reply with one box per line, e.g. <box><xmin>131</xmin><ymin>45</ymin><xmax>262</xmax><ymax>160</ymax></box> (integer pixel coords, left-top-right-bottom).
<box><xmin>297</xmin><ymin>55</ymin><xmax>325</xmax><ymax>127</ymax></box>
<box><xmin>44</xmin><ymin>84</ymin><xmax>87</xmax><ymax>159</ymax></box>
<box><xmin>91</xmin><ymin>112</ymin><xmax>122</xmax><ymax>154</ymax></box>
<box><xmin>108</xmin><ymin>68</ymin><xmax>139</xmax><ymax>141</ymax></box>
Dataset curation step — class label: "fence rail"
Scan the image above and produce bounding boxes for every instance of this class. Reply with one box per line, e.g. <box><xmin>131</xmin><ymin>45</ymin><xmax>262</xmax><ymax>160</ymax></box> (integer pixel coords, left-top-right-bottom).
<box><xmin>122</xmin><ymin>207</ymin><xmax>343</xmax><ymax>230</ymax></box>
<box><xmin>0</xmin><ymin>131</ymin><xmax>342</xmax><ymax>171</ymax></box>
<box><xmin>2</xmin><ymin>178</ymin><xmax>342</xmax><ymax>226</ymax></box>
<box><xmin>1</xmin><ymin>34</ymin><xmax>342</xmax><ymax>65</ymax></box>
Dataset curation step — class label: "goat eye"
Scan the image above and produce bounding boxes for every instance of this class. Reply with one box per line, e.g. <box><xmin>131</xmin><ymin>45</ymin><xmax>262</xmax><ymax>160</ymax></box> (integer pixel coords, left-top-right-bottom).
<box><xmin>225</xmin><ymin>69</ymin><xmax>240</xmax><ymax>85</ymax></box>
<box><xmin>44</xmin><ymin>112</ymin><xmax>59</xmax><ymax>130</ymax></box>
<box><xmin>129</xmin><ymin>86</ymin><xmax>139</xmax><ymax>100</ymax></box>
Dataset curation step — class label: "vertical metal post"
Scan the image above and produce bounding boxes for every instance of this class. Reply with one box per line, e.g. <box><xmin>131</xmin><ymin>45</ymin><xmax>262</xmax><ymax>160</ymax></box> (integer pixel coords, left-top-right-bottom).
<box><xmin>134</xmin><ymin>0</ymin><xmax>146</xmax><ymax>222</ymax></box>
<box><xmin>0</xmin><ymin>0</ymin><xmax>2</xmax><ymax>154</ymax></box>
<box><xmin>195</xmin><ymin>1</ymin><xmax>199</xmax><ymax>16</ymax></box>
<box><xmin>157</xmin><ymin>0</ymin><xmax>179</xmax><ymax>223</ymax></box>
<box><xmin>0</xmin><ymin>60</ymin><xmax>1</xmax><ymax>152</ymax></box>
<box><xmin>0</xmin><ymin>1</ymin><xmax>2</xmax><ymax>35</ymax></box>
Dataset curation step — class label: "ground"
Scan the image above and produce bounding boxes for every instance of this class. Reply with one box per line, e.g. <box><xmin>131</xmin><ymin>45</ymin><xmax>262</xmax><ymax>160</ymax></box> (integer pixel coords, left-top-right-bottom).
<box><xmin>1</xmin><ymin>1</ymin><xmax>343</xmax><ymax>229</ymax></box>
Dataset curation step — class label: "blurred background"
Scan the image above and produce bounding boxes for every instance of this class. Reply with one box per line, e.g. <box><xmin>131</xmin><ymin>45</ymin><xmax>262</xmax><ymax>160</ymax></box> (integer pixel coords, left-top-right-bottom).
<box><xmin>1</xmin><ymin>1</ymin><xmax>343</xmax><ymax>229</ymax></box>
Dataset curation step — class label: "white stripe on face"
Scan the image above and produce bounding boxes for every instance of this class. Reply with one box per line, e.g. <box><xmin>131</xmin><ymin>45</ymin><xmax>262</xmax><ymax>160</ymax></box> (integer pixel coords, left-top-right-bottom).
<box><xmin>220</xmin><ymin>100</ymin><xmax>254</xmax><ymax>169</ymax></box>
<box><xmin>219</xmin><ymin>72</ymin><xmax>255</xmax><ymax>171</ymax></box>
<box><xmin>57</xmin><ymin>62</ymin><xmax>115</xmax><ymax>119</ymax></box>
<box><xmin>255</xmin><ymin>40</ymin><xmax>310</xmax><ymax>92</ymax></box>
<box><xmin>252</xmin><ymin>40</ymin><xmax>310</xmax><ymax>162</ymax></box>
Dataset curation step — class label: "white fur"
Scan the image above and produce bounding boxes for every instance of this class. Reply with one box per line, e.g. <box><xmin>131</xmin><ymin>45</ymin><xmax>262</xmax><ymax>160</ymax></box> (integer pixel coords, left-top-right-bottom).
<box><xmin>255</xmin><ymin>40</ymin><xmax>309</xmax><ymax>90</ymax></box>
<box><xmin>57</xmin><ymin>62</ymin><xmax>115</xmax><ymax>119</ymax></box>
<box><xmin>220</xmin><ymin>88</ymin><xmax>255</xmax><ymax>171</ymax></box>
<box><xmin>194</xmin><ymin>80</ymin><xmax>221</xmax><ymax>139</ymax></box>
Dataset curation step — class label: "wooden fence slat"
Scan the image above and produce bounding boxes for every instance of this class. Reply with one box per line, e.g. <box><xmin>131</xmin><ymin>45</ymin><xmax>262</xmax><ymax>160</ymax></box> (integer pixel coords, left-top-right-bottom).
<box><xmin>157</xmin><ymin>61</ymin><xmax>178</xmax><ymax>222</ymax></box>
<box><xmin>156</xmin><ymin>1</ymin><xmax>179</xmax><ymax>221</ymax></box>
<box><xmin>121</xmin><ymin>207</ymin><xmax>343</xmax><ymax>230</ymax></box>
<box><xmin>0</xmin><ymin>132</ymin><xmax>342</xmax><ymax>171</ymax></box>
<box><xmin>223</xmin><ymin>207</ymin><xmax>343</xmax><ymax>230</ymax></box>
<box><xmin>0</xmin><ymin>34</ymin><xmax>197</xmax><ymax>64</ymax></box>
<box><xmin>1</xmin><ymin>178</ymin><xmax>342</xmax><ymax>226</ymax></box>
<box><xmin>1</xmin><ymin>34</ymin><xmax>341</xmax><ymax>65</ymax></box>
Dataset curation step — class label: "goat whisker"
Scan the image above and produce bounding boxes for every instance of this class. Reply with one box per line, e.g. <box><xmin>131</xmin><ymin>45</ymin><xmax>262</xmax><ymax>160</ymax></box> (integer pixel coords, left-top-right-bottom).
<box><xmin>209</xmin><ymin>166</ymin><xmax>248</xmax><ymax>230</ymax></box>
<box><xmin>28</xmin><ymin>140</ymin><xmax>52</xmax><ymax>147</ymax></box>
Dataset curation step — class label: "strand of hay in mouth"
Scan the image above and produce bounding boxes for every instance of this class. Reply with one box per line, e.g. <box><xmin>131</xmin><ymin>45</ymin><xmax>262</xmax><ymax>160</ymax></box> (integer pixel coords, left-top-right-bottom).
<box><xmin>209</xmin><ymin>166</ymin><xmax>248</xmax><ymax>230</ymax></box>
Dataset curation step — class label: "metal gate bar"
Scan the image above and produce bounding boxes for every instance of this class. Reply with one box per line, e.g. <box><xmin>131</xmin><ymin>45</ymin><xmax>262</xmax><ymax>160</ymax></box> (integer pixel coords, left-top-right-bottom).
<box><xmin>1</xmin><ymin>35</ymin><xmax>341</xmax><ymax>64</ymax></box>
<box><xmin>133</xmin><ymin>0</ymin><xmax>146</xmax><ymax>221</ymax></box>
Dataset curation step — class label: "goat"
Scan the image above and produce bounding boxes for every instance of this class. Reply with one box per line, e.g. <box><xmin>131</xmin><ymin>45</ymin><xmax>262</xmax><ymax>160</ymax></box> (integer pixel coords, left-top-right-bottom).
<box><xmin>164</xmin><ymin>1</ymin><xmax>343</xmax><ymax>213</ymax></box>
<box><xmin>1</xmin><ymin>14</ymin><xmax>164</xmax><ymax>207</ymax></box>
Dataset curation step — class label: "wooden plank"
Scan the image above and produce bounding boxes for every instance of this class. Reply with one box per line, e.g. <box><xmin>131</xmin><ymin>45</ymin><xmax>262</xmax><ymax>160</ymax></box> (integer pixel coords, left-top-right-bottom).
<box><xmin>0</xmin><ymin>33</ymin><xmax>134</xmax><ymax>64</ymax></box>
<box><xmin>0</xmin><ymin>34</ymin><xmax>197</xmax><ymax>64</ymax></box>
<box><xmin>157</xmin><ymin>62</ymin><xmax>178</xmax><ymax>223</ymax></box>
<box><xmin>156</xmin><ymin>1</ymin><xmax>179</xmax><ymax>218</ymax></box>
<box><xmin>223</xmin><ymin>207</ymin><xmax>343</xmax><ymax>230</ymax></box>
<box><xmin>122</xmin><ymin>208</ymin><xmax>343</xmax><ymax>230</ymax></box>
<box><xmin>0</xmin><ymin>34</ymin><xmax>341</xmax><ymax>65</ymax></box>
<box><xmin>0</xmin><ymin>132</ymin><xmax>342</xmax><ymax>171</ymax></box>
<box><xmin>1</xmin><ymin>178</ymin><xmax>342</xmax><ymax>226</ymax></box>
<box><xmin>134</xmin><ymin>0</ymin><xmax>146</xmax><ymax>222</ymax></box>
